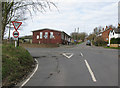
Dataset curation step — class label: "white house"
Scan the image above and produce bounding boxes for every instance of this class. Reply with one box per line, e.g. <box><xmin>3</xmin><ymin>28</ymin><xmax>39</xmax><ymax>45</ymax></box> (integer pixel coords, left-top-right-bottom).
<box><xmin>108</xmin><ymin>29</ymin><xmax>120</xmax><ymax>46</ymax></box>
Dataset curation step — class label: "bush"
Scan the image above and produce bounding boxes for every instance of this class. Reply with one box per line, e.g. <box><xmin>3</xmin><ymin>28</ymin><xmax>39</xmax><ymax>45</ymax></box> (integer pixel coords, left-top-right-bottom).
<box><xmin>94</xmin><ymin>37</ymin><xmax>106</xmax><ymax>46</ymax></box>
<box><xmin>110</xmin><ymin>38</ymin><xmax>120</xmax><ymax>44</ymax></box>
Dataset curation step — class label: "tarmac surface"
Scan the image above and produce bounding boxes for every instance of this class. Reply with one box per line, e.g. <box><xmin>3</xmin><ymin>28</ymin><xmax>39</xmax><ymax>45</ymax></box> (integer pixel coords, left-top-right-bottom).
<box><xmin>23</xmin><ymin>42</ymin><xmax>118</xmax><ymax>86</ymax></box>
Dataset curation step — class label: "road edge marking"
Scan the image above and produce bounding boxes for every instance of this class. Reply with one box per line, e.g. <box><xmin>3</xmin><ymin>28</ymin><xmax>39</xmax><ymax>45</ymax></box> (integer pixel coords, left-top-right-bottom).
<box><xmin>20</xmin><ymin>59</ymin><xmax>39</xmax><ymax>88</ymax></box>
<box><xmin>84</xmin><ymin>59</ymin><xmax>97</xmax><ymax>82</ymax></box>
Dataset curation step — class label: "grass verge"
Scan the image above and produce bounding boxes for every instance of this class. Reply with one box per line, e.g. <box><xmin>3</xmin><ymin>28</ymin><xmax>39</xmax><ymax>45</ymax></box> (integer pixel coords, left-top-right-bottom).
<box><xmin>104</xmin><ymin>47</ymin><xmax>120</xmax><ymax>49</ymax></box>
<box><xmin>78</xmin><ymin>42</ymin><xmax>84</xmax><ymax>44</ymax></box>
<box><xmin>20</xmin><ymin>43</ymin><xmax>59</xmax><ymax>48</ymax></box>
<box><xmin>2</xmin><ymin>44</ymin><xmax>35</xmax><ymax>87</ymax></box>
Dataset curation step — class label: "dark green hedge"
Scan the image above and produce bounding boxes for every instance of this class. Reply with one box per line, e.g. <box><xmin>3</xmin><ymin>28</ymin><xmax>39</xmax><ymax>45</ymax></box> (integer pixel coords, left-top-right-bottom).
<box><xmin>110</xmin><ymin>38</ymin><xmax>120</xmax><ymax>44</ymax></box>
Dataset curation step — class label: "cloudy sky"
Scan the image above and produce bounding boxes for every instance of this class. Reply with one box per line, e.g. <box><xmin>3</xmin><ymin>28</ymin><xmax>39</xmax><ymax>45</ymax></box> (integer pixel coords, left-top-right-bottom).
<box><xmin>6</xmin><ymin>0</ymin><xmax>119</xmax><ymax>38</ymax></box>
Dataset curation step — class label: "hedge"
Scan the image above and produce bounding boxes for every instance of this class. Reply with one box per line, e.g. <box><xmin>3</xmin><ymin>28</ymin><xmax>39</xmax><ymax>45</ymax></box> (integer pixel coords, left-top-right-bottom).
<box><xmin>110</xmin><ymin>38</ymin><xmax>120</xmax><ymax>44</ymax></box>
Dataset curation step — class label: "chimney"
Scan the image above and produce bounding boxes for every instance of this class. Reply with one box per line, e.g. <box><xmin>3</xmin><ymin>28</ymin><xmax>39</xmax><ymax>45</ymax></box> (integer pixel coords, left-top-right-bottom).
<box><xmin>106</xmin><ymin>26</ymin><xmax>108</xmax><ymax>28</ymax></box>
<box><xmin>118</xmin><ymin>23</ymin><xmax>120</xmax><ymax>28</ymax></box>
<box><xmin>102</xmin><ymin>28</ymin><xmax>104</xmax><ymax>31</ymax></box>
<box><xmin>105</xmin><ymin>26</ymin><xmax>108</xmax><ymax>30</ymax></box>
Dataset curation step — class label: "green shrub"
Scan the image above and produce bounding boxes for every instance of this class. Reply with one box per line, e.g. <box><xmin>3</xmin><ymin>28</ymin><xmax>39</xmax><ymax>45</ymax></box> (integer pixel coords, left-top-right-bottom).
<box><xmin>111</xmin><ymin>38</ymin><xmax>120</xmax><ymax>44</ymax></box>
<box><xmin>94</xmin><ymin>36</ymin><xmax>106</xmax><ymax>46</ymax></box>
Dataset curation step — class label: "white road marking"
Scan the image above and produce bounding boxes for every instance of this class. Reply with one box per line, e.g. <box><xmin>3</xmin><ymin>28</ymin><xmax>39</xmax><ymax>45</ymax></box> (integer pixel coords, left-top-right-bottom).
<box><xmin>62</xmin><ymin>53</ymin><xmax>73</xmax><ymax>58</ymax></box>
<box><xmin>84</xmin><ymin>59</ymin><xmax>97</xmax><ymax>82</ymax></box>
<box><xmin>80</xmin><ymin>52</ymin><xmax>83</xmax><ymax>57</ymax></box>
<box><xmin>20</xmin><ymin>59</ymin><xmax>39</xmax><ymax>88</ymax></box>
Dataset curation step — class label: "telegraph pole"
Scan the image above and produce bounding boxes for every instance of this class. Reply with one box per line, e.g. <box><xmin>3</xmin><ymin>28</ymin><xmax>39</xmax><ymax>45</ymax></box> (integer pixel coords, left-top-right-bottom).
<box><xmin>77</xmin><ymin>27</ymin><xmax>79</xmax><ymax>41</ymax></box>
<box><xmin>74</xmin><ymin>28</ymin><xmax>76</xmax><ymax>40</ymax></box>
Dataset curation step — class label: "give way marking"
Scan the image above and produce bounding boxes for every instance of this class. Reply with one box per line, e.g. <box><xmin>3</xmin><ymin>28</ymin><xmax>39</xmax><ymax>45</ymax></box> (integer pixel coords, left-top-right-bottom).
<box><xmin>62</xmin><ymin>53</ymin><xmax>74</xmax><ymax>59</ymax></box>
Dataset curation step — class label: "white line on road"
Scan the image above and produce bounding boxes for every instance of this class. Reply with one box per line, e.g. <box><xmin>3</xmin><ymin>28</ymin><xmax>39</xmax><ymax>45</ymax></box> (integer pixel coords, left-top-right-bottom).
<box><xmin>62</xmin><ymin>53</ymin><xmax>74</xmax><ymax>58</ymax></box>
<box><xmin>84</xmin><ymin>59</ymin><xmax>97</xmax><ymax>82</ymax></box>
<box><xmin>20</xmin><ymin>59</ymin><xmax>39</xmax><ymax>88</ymax></box>
<box><xmin>80</xmin><ymin>52</ymin><xmax>83</xmax><ymax>57</ymax></box>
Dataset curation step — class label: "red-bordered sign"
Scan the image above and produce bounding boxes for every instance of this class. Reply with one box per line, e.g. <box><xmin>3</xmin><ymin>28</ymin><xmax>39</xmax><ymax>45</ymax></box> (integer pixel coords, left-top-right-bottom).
<box><xmin>12</xmin><ymin>21</ymin><xmax>22</xmax><ymax>31</ymax></box>
<box><xmin>13</xmin><ymin>31</ymin><xmax>19</xmax><ymax>38</ymax></box>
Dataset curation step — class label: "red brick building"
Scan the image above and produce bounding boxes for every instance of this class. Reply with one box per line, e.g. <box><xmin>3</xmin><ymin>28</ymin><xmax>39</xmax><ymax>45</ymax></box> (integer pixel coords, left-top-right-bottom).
<box><xmin>32</xmin><ymin>28</ymin><xmax>71</xmax><ymax>44</ymax></box>
<box><xmin>102</xmin><ymin>26</ymin><xmax>113</xmax><ymax>42</ymax></box>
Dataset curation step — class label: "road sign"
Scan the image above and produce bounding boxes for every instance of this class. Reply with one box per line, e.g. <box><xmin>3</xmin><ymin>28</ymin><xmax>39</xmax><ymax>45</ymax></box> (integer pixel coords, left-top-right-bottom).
<box><xmin>13</xmin><ymin>31</ymin><xmax>19</xmax><ymax>38</ymax></box>
<box><xmin>12</xmin><ymin>21</ymin><xmax>22</xmax><ymax>31</ymax></box>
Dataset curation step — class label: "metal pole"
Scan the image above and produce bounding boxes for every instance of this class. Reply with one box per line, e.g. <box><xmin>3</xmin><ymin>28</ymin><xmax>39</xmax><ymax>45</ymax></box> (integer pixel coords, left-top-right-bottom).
<box><xmin>17</xmin><ymin>37</ymin><xmax>19</xmax><ymax>46</ymax></box>
<box><xmin>15</xmin><ymin>40</ymin><xmax>17</xmax><ymax>47</ymax></box>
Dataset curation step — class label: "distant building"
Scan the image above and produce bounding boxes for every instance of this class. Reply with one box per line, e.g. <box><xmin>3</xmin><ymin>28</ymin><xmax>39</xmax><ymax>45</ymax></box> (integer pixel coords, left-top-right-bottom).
<box><xmin>102</xmin><ymin>27</ymin><xmax>113</xmax><ymax>42</ymax></box>
<box><xmin>32</xmin><ymin>28</ymin><xmax>71</xmax><ymax>44</ymax></box>
<box><xmin>108</xmin><ymin>26</ymin><xmax>120</xmax><ymax>45</ymax></box>
<box><xmin>20</xmin><ymin>35</ymin><xmax>32</xmax><ymax>43</ymax></box>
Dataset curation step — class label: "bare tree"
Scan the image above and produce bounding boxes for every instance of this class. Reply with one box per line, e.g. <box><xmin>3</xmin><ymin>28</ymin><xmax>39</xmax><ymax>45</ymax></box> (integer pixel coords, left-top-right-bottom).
<box><xmin>98</xmin><ymin>26</ymin><xmax>102</xmax><ymax>33</ymax></box>
<box><xmin>93</xmin><ymin>27</ymin><xmax>98</xmax><ymax>35</ymax></box>
<box><xmin>87</xmin><ymin>33</ymin><xmax>96</xmax><ymax>41</ymax></box>
<box><xmin>71</xmin><ymin>32</ymin><xmax>78</xmax><ymax>40</ymax></box>
<box><xmin>77</xmin><ymin>32</ymin><xmax>87</xmax><ymax>42</ymax></box>
<box><xmin>2</xmin><ymin>0</ymin><xmax>57</xmax><ymax>40</ymax></box>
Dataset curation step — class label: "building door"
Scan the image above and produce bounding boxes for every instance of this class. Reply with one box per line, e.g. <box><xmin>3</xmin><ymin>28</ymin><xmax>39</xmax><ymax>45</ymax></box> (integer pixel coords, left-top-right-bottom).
<box><xmin>44</xmin><ymin>32</ymin><xmax>48</xmax><ymax>44</ymax></box>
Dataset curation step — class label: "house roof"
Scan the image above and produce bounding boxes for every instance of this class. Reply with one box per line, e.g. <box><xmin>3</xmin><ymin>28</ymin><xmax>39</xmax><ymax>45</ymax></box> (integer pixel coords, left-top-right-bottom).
<box><xmin>109</xmin><ymin>28</ymin><xmax>120</xmax><ymax>34</ymax></box>
<box><xmin>32</xmin><ymin>28</ymin><xmax>62</xmax><ymax>32</ymax></box>
<box><xmin>114</xmin><ymin>28</ymin><xmax>120</xmax><ymax>34</ymax></box>
<box><xmin>102</xmin><ymin>28</ymin><xmax>113</xmax><ymax>33</ymax></box>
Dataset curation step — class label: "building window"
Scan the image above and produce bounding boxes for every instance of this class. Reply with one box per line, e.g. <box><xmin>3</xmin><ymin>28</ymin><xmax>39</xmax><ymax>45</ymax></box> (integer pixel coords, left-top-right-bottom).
<box><xmin>40</xmin><ymin>32</ymin><xmax>43</xmax><ymax>39</ymax></box>
<box><xmin>50</xmin><ymin>32</ymin><xmax>54</xmax><ymax>39</ymax></box>
<box><xmin>37</xmin><ymin>35</ymin><xmax>39</xmax><ymax>39</ymax></box>
<box><xmin>44</xmin><ymin>32</ymin><xmax>48</xmax><ymax>39</ymax></box>
<box><xmin>106</xmin><ymin>38</ymin><xmax>108</xmax><ymax>40</ymax></box>
<box><xmin>61</xmin><ymin>33</ymin><xmax>64</xmax><ymax>39</ymax></box>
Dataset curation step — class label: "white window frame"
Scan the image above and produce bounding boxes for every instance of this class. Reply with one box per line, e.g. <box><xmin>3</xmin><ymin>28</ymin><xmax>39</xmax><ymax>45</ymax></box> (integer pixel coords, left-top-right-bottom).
<box><xmin>50</xmin><ymin>32</ymin><xmax>54</xmax><ymax>39</ymax></box>
<box><xmin>37</xmin><ymin>35</ymin><xmax>39</xmax><ymax>39</ymax></box>
<box><xmin>40</xmin><ymin>32</ymin><xmax>43</xmax><ymax>39</ymax></box>
<box><xmin>44</xmin><ymin>32</ymin><xmax>48</xmax><ymax>39</ymax></box>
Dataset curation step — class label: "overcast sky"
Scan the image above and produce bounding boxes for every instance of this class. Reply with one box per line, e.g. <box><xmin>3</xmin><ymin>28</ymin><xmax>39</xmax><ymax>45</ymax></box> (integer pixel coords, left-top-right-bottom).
<box><xmin>6</xmin><ymin>0</ymin><xmax>119</xmax><ymax>38</ymax></box>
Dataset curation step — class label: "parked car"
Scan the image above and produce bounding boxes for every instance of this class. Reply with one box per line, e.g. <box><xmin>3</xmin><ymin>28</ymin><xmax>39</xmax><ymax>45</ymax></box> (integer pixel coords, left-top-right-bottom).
<box><xmin>86</xmin><ymin>40</ymin><xmax>91</xmax><ymax>46</ymax></box>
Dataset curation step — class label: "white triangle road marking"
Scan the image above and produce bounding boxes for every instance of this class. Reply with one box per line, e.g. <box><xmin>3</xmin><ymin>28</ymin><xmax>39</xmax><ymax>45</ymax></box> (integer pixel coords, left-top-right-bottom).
<box><xmin>62</xmin><ymin>53</ymin><xmax>74</xmax><ymax>59</ymax></box>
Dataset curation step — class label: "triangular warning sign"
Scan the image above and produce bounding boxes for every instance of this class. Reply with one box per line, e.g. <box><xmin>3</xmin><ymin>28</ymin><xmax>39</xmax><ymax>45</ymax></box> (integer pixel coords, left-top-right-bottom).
<box><xmin>12</xmin><ymin>21</ymin><xmax>22</xmax><ymax>31</ymax></box>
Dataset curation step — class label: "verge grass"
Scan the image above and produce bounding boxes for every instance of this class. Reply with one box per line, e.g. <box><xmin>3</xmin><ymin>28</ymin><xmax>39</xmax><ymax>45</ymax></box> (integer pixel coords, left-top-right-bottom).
<box><xmin>104</xmin><ymin>47</ymin><xmax>120</xmax><ymax>49</ymax></box>
<box><xmin>2</xmin><ymin>44</ymin><xmax>35</xmax><ymax>87</ymax></box>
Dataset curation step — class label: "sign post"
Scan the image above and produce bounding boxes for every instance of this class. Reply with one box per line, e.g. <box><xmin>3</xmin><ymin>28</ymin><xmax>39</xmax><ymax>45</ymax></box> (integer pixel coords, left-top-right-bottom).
<box><xmin>12</xmin><ymin>21</ymin><xmax>22</xmax><ymax>47</ymax></box>
<box><xmin>13</xmin><ymin>31</ymin><xmax>19</xmax><ymax>47</ymax></box>
<box><xmin>15</xmin><ymin>41</ymin><xmax>17</xmax><ymax>47</ymax></box>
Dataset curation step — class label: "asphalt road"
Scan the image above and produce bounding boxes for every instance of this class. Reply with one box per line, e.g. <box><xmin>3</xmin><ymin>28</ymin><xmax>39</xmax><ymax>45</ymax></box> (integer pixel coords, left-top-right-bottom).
<box><xmin>24</xmin><ymin>42</ymin><xmax>118</xmax><ymax>86</ymax></box>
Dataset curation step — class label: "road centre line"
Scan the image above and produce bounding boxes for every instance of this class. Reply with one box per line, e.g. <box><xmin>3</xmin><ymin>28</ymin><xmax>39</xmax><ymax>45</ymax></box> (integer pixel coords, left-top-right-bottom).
<box><xmin>20</xmin><ymin>59</ymin><xmax>39</xmax><ymax>88</ymax></box>
<box><xmin>84</xmin><ymin>59</ymin><xmax>97</xmax><ymax>82</ymax></box>
<box><xmin>80</xmin><ymin>52</ymin><xmax>83</xmax><ymax>57</ymax></box>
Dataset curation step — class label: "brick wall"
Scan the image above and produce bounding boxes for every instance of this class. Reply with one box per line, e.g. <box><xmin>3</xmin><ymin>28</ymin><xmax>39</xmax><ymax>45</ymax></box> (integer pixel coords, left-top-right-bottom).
<box><xmin>32</xmin><ymin>29</ymin><xmax>62</xmax><ymax>44</ymax></box>
<box><xmin>110</xmin><ymin>44</ymin><xmax>120</xmax><ymax>47</ymax></box>
<box><xmin>102</xmin><ymin>28</ymin><xmax>113</xmax><ymax>42</ymax></box>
